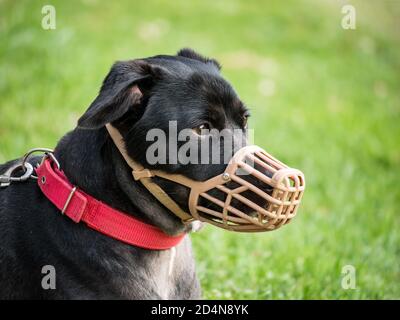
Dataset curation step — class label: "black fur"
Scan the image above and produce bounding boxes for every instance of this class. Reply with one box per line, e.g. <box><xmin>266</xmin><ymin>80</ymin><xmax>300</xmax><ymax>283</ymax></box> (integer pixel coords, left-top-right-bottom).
<box><xmin>0</xmin><ymin>49</ymin><xmax>250</xmax><ymax>299</ymax></box>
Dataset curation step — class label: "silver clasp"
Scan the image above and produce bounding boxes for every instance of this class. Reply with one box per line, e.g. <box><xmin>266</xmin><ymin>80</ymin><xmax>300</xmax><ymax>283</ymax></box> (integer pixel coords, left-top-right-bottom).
<box><xmin>0</xmin><ymin>162</ymin><xmax>34</xmax><ymax>188</ymax></box>
<box><xmin>0</xmin><ymin>148</ymin><xmax>59</xmax><ymax>188</ymax></box>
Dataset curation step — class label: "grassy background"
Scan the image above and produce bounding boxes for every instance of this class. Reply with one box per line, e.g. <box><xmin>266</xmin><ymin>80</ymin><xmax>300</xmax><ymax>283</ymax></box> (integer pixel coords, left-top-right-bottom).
<box><xmin>1</xmin><ymin>0</ymin><xmax>399</xmax><ymax>299</ymax></box>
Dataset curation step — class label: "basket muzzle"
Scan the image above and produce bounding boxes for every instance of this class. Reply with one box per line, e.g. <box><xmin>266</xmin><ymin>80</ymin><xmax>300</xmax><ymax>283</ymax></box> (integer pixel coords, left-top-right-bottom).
<box><xmin>188</xmin><ymin>145</ymin><xmax>305</xmax><ymax>231</ymax></box>
<box><xmin>106</xmin><ymin>124</ymin><xmax>306</xmax><ymax>233</ymax></box>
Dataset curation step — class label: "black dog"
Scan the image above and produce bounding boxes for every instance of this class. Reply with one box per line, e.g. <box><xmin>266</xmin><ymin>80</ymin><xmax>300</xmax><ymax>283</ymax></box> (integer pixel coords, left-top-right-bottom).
<box><xmin>0</xmin><ymin>48</ymin><xmax>251</xmax><ymax>299</ymax></box>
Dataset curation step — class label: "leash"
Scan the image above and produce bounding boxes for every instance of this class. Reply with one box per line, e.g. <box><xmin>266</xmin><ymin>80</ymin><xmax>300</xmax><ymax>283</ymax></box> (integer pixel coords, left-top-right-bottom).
<box><xmin>1</xmin><ymin>148</ymin><xmax>185</xmax><ymax>250</ymax></box>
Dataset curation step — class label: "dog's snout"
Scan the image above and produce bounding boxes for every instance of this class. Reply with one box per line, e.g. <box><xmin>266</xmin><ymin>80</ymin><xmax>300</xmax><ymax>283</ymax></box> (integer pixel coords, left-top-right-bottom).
<box><xmin>256</xmin><ymin>163</ymin><xmax>274</xmax><ymax>192</ymax></box>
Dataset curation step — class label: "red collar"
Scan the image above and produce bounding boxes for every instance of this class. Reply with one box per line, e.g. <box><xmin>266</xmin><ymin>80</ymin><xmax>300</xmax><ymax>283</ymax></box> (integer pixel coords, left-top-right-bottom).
<box><xmin>35</xmin><ymin>158</ymin><xmax>185</xmax><ymax>250</ymax></box>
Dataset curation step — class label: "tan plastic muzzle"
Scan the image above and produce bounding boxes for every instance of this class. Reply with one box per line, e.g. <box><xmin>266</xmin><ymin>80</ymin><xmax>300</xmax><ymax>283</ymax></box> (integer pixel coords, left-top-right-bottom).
<box><xmin>106</xmin><ymin>124</ymin><xmax>305</xmax><ymax>232</ymax></box>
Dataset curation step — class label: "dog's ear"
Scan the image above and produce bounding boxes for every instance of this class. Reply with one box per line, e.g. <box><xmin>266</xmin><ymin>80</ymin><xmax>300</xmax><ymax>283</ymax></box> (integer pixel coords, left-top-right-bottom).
<box><xmin>177</xmin><ymin>48</ymin><xmax>221</xmax><ymax>71</ymax></box>
<box><xmin>78</xmin><ymin>60</ymin><xmax>162</xmax><ymax>129</ymax></box>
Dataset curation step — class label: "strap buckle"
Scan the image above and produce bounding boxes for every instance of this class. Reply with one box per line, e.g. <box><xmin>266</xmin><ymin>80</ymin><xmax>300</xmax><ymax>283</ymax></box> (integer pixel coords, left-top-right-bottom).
<box><xmin>132</xmin><ymin>169</ymin><xmax>154</xmax><ymax>181</ymax></box>
<box><xmin>61</xmin><ymin>186</ymin><xmax>77</xmax><ymax>215</ymax></box>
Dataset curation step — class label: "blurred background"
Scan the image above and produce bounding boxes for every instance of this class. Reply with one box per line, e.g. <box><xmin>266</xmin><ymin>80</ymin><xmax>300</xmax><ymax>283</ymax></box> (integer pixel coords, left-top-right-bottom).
<box><xmin>0</xmin><ymin>0</ymin><xmax>399</xmax><ymax>299</ymax></box>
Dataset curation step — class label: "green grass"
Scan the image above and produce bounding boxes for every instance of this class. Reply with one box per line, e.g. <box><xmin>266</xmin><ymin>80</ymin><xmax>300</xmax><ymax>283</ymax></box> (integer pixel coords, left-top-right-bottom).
<box><xmin>1</xmin><ymin>0</ymin><xmax>399</xmax><ymax>299</ymax></box>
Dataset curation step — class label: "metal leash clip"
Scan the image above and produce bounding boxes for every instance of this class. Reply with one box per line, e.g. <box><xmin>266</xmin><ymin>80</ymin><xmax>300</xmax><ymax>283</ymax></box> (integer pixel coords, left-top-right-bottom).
<box><xmin>0</xmin><ymin>148</ymin><xmax>58</xmax><ymax>188</ymax></box>
<box><xmin>0</xmin><ymin>162</ymin><xmax>34</xmax><ymax>188</ymax></box>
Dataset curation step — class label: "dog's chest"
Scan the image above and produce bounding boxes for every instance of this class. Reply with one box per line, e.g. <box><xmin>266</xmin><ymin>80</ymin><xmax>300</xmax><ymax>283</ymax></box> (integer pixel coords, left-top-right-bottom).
<box><xmin>105</xmin><ymin>238</ymin><xmax>198</xmax><ymax>299</ymax></box>
<box><xmin>145</xmin><ymin>247</ymin><xmax>177</xmax><ymax>299</ymax></box>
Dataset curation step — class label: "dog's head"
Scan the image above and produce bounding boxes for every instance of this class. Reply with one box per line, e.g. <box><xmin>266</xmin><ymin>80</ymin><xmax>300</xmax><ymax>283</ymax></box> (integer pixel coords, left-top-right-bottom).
<box><xmin>78</xmin><ymin>48</ymin><xmax>271</xmax><ymax>223</ymax></box>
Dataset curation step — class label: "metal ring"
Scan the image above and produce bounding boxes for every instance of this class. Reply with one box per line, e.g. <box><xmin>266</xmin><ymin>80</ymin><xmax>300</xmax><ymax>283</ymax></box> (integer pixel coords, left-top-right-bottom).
<box><xmin>21</xmin><ymin>148</ymin><xmax>59</xmax><ymax>180</ymax></box>
<box><xmin>22</xmin><ymin>148</ymin><xmax>55</xmax><ymax>167</ymax></box>
<box><xmin>46</xmin><ymin>152</ymin><xmax>61</xmax><ymax>170</ymax></box>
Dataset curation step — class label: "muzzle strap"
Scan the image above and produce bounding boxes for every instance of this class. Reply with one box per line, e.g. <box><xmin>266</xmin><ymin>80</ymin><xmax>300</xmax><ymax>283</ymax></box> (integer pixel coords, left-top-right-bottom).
<box><xmin>106</xmin><ymin>124</ymin><xmax>193</xmax><ymax>222</ymax></box>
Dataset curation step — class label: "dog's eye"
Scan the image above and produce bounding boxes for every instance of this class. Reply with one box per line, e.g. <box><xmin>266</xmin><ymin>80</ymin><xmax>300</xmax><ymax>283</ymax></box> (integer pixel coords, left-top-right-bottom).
<box><xmin>193</xmin><ymin>123</ymin><xmax>211</xmax><ymax>135</ymax></box>
<box><xmin>242</xmin><ymin>114</ymin><xmax>250</xmax><ymax>128</ymax></box>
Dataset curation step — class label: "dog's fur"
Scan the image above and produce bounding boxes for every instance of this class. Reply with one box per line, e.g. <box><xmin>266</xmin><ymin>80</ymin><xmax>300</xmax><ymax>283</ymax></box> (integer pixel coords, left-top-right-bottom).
<box><xmin>0</xmin><ymin>48</ymin><xmax>251</xmax><ymax>299</ymax></box>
